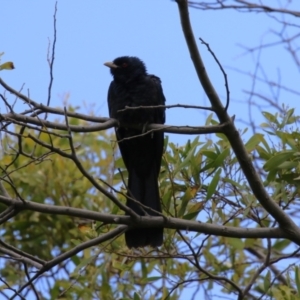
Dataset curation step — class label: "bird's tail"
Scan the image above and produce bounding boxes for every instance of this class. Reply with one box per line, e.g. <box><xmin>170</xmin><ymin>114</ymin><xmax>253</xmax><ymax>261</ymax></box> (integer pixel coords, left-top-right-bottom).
<box><xmin>125</xmin><ymin>167</ymin><xmax>163</xmax><ymax>248</ymax></box>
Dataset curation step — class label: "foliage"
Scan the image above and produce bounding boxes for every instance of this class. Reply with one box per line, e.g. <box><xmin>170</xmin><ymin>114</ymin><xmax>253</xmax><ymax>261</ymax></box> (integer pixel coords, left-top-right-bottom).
<box><xmin>1</xmin><ymin>1</ymin><xmax>300</xmax><ymax>299</ymax></box>
<box><xmin>0</xmin><ymin>106</ymin><xmax>300</xmax><ymax>299</ymax></box>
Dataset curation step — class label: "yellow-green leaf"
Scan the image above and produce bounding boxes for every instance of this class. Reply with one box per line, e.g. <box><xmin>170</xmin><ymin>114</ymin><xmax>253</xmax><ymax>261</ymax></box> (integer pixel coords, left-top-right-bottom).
<box><xmin>206</xmin><ymin>168</ymin><xmax>221</xmax><ymax>200</ymax></box>
<box><xmin>263</xmin><ymin>151</ymin><xmax>294</xmax><ymax>171</ymax></box>
<box><xmin>0</xmin><ymin>61</ymin><xmax>15</xmax><ymax>70</ymax></box>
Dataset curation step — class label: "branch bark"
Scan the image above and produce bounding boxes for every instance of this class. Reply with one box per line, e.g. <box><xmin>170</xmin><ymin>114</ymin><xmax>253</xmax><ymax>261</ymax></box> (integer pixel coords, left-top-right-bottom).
<box><xmin>0</xmin><ymin>195</ymin><xmax>286</xmax><ymax>239</ymax></box>
<box><xmin>175</xmin><ymin>0</ymin><xmax>300</xmax><ymax>245</ymax></box>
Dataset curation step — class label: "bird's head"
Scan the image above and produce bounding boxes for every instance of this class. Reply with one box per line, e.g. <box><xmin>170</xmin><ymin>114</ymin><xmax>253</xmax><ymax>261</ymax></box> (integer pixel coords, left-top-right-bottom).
<box><xmin>104</xmin><ymin>56</ymin><xmax>147</xmax><ymax>83</ymax></box>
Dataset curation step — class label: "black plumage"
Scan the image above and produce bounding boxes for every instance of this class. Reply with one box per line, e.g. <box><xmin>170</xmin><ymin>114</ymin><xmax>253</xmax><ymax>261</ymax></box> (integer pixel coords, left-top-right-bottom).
<box><xmin>104</xmin><ymin>56</ymin><xmax>165</xmax><ymax>248</ymax></box>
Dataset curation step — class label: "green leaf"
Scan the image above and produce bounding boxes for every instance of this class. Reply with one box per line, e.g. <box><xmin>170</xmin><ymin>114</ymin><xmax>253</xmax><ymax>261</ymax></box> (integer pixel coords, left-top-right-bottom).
<box><xmin>228</xmin><ymin>238</ymin><xmax>244</xmax><ymax>250</ymax></box>
<box><xmin>202</xmin><ymin>150</ymin><xmax>218</xmax><ymax>160</ymax></box>
<box><xmin>201</xmin><ymin>148</ymin><xmax>229</xmax><ymax>173</ymax></box>
<box><xmin>223</xmin><ymin>178</ymin><xmax>244</xmax><ymax>190</ymax></box>
<box><xmin>265</xmin><ymin>169</ymin><xmax>277</xmax><ymax>184</ymax></box>
<box><xmin>295</xmin><ymin>266</ymin><xmax>300</xmax><ymax>298</ymax></box>
<box><xmin>262</xmin><ymin>111</ymin><xmax>279</xmax><ymax>125</ymax></box>
<box><xmin>183</xmin><ymin>202</ymin><xmax>203</xmax><ymax>220</ymax></box>
<box><xmin>183</xmin><ymin>211</ymin><xmax>200</xmax><ymax>220</ymax></box>
<box><xmin>206</xmin><ymin>168</ymin><xmax>221</xmax><ymax>200</ymax></box>
<box><xmin>133</xmin><ymin>292</ymin><xmax>141</xmax><ymax>300</ymax></box>
<box><xmin>205</xmin><ymin>113</ymin><xmax>214</xmax><ymax>125</ymax></box>
<box><xmin>284</xmin><ymin>108</ymin><xmax>295</xmax><ymax>125</ymax></box>
<box><xmin>263</xmin><ymin>151</ymin><xmax>294</xmax><ymax>171</ymax></box>
<box><xmin>0</xmin><ymin>61</ymin><xmax>15</xmax><ymax>70</ymax></box>
<box><xmin>70</xmin><ymin>238</ymin><xmax>82</xmax><ymax>246</ymax></box>
<box><xmin>263</xmin><ymin>270</ymin><xmax>271</xmax><ymax>292</ymax></box>
<box><xmin>273</xmin><ymin>239</ymin><xmax>290</xmax><ymax>252</ymax></box>
<box><xmin>142</xmin><ymin>276</ymin><xmax>162</xmax><ymax>283</ymax></box>
<box><xmin>260</xmin><ymin>134</ymin><xmax>271</xmax><ymax>153</ymax></box>
<box><xmin>214</xmin><ymin>148</ymin><xmax>230</xmax><ymax>167</ymax></box>
<box><xmin>276</xmin><ymin>161</ymin><xmax>298</xmax><ymax>170</ymax></box>
<box><xmin>178</xmin><ymin>186</ymin><xmax>198</xmax><ymax>217</ymax></box>
<box><xmin>256</xmin><ymin>145</ymin><xmax>271</xmax><ymax>160</ymax></box>
<box><xmin>245</xmin><ymin>133</ymin><xmax>264</xmax><ymax>152</ymax></box>
<box><xmin>190</xmin><ymin>150</ymin><xmax>203</xmax><ymax>185</ymax></box>
<box><xmin>173</xmin><ymin>139</ymin><xmax>199</xmax><ymax>175</ymax></box>
<box><xmin>72</xmin><ymin>255</ymin><xmax>95</xmax><ymax>275</ymax></box>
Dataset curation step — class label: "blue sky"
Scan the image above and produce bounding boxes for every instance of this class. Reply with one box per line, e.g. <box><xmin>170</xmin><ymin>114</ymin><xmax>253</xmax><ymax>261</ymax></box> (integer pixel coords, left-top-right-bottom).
<box><xmin>1</xmin><ymin>1</ymin><xmax>299</xmax><ymax>146</ymax></box>
<box><xmin>1</xmin><ymin>1</ymin><xmax>299</xmax><ymax>299</ymax></box>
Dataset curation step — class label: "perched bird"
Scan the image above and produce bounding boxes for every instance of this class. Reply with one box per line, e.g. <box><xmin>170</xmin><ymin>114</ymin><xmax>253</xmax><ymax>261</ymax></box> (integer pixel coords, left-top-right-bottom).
<box><xmin>104</xmin><ymin>56</ymin><xmax>165</xmax><ymax>248</ymax></box>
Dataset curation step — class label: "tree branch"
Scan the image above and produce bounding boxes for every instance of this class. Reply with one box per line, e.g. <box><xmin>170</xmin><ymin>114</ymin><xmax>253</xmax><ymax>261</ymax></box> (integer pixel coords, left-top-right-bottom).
<box><xmin>0</xmin><ymin>195</ymin><xmax>287</xmax><ymax>239</ymax></box>
<box><xmin>10</xmin><ymin>225</ymin><xmax>127</xmax><ymax>298</ymax></box>
<box><xmin>175</xmin><ymin>0</ymin><xmax>300</xmax><ymax>246</ymax></box>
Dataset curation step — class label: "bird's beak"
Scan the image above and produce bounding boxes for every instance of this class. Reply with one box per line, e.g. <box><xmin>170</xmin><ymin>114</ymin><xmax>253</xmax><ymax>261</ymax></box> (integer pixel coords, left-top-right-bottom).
<box><xmin>104</xmin><ymin>62</ymin><xmax>118</xmax><ymax>69</ymax></box>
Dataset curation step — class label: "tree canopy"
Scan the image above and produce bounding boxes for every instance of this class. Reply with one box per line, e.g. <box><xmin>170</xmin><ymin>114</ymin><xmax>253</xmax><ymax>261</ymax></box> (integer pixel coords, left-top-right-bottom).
<box><xmin>1</xmin><ymin>1</ymin><xmax>300</xmax><ymax>299</ymax></box>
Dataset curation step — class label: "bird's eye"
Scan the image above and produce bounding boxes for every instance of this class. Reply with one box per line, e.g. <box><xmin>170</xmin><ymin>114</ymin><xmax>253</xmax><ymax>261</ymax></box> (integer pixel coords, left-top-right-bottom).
<box><xmin>122</xmin><ymin>62</ymin><xmax>128</xmax><ymax>68</ymax></box>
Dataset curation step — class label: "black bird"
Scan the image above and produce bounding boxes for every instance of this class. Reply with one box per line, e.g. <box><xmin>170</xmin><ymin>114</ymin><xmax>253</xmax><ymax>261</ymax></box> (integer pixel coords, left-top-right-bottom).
<box><xmin>104</xmin><ymin>56</ymin><xmax>165</xmax><ymax>248</ymax></box>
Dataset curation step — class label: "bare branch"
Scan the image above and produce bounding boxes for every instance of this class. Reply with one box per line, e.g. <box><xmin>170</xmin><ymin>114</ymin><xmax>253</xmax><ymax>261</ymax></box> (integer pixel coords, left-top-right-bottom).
<box><xmin>188</xmin><ymin>1</ymin><xmax>300</xmax><ymax>17</ymax></box>
<box><xmin>46</xmin><ymin>1</ymin><xmax>58</xmax><ymax>108</ymax></box>
<box><xmin>176</xmin><ymin>0</ymin><xmax>300</xmax><ymax>246</ymax></box>
<box><xmin>118</xmin><ymin>103</ymin><xmax>214</xmax><ymax>112</ymax></box>
<box><xmin>0</xmin><ymin>246</ymin><xmax>43</xmax><ymax>269</ymax></box>
<box><xmin>199</xmin><ymin>37</ymin><xmax>230</xmax><ymax>111</ymax></box>
<box><xmin>0</xmin><ymin>195</ymin><xmax>287</xmax><ymax>239</ymax></box>
<box><xmin>10</xmin><ymin>225</ymin><xmax>128</xmax><ymax>298</ymax></box>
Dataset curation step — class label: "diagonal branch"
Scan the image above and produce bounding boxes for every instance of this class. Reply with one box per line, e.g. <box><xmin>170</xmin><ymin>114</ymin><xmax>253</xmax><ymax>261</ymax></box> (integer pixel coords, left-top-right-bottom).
<box><xmin>9</xmin><ymin>225</ymin><xmax>127</xmax><ymax>299</ymax></box>
<box><xmin>0</xmin><ymin>246</ymin><xmax>43</xmax><ymax>269</ymax></box>
<box><xmin>175</xmin><ymin>0</ymin><xmax>300</xmax><ymax>245</ymax></box>
<box><xmin>26</xmin><ymin>130</ymin><xmax>134</xmax><ymax>215</ymax></box>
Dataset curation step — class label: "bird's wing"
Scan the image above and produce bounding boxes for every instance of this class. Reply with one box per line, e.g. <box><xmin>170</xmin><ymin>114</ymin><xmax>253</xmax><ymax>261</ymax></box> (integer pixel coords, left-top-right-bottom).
<box><xmin>149</xmin><ymin>75</ymin><xmax>166</xmax><ymax>124</ymax></box>
<box><xmin>148</xmin><ymin>75</ymin><xmax>166</xmax><ymax>175</ymax></box>
<box><xmin>107</xmin><ymin>80</ymin><xmax>134</xmax><ymax>171</ymax></box>
<box><xmin>107</xmin><ymin>75</ymin><xmax>166</xmax><ymax>175</ymax></box>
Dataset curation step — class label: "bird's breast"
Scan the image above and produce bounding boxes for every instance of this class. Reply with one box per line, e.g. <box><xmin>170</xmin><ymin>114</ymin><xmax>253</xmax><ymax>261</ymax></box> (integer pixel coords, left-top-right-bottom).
<box><xmin>111</xmin><ymin>82</ymin><xmax>157</xmax><ymax>124</ymax></box>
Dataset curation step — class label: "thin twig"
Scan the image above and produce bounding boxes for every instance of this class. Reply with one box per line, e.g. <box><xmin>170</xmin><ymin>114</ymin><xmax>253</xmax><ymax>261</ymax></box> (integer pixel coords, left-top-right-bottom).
<box><xmin>118</xmin><ymin>103</ymin><xmax>214</xmax><ymax>112</ymax></box>
<box><xmin>199</xmin><ymin>37</ymin><xmax>230</xmax><ymax>111</ymax></box>
<box><xmin>46</xmin><ymin>1</ymin><xmax>58</xmax><ymax>109</ymax></box>
<box><xmin>10</xmin><ymin>225</ymin><xmax>127</xmax><ymax>298</ymax></box>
